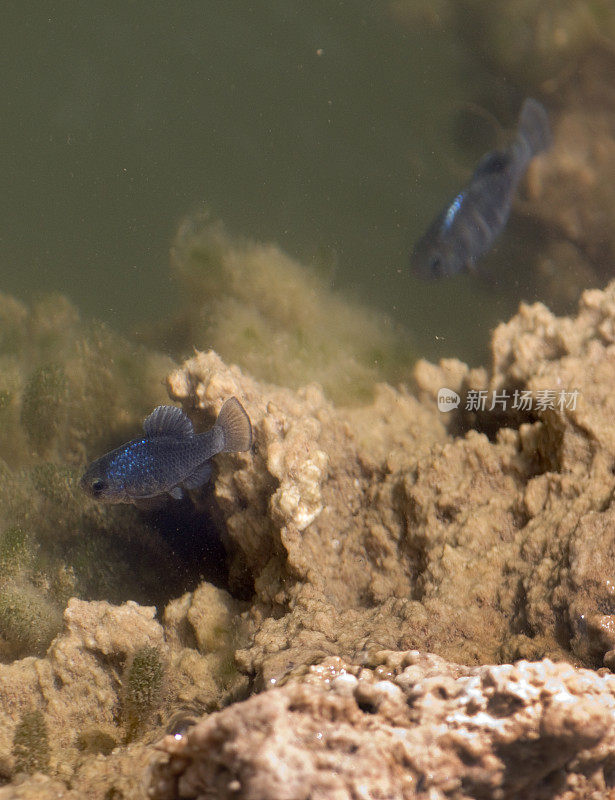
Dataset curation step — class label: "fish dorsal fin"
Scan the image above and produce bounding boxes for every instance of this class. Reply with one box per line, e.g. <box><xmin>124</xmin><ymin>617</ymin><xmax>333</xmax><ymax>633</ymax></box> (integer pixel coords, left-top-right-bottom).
<box><xmin>143</xmin><ymin>405</ymin><xmax>194</xmax><ymax>438</ymax></box>
<box><xmin>472</xmin><ymin>149</ymin><xmax>510</xmax><ymax>179</ymax></box>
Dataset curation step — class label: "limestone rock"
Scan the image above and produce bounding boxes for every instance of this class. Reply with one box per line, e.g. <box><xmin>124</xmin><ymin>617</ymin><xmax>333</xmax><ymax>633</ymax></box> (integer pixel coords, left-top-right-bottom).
<box><xmin>148</xmin><ymin>652</ymin><xmax>615</xmax><ymax>800</ymax></box>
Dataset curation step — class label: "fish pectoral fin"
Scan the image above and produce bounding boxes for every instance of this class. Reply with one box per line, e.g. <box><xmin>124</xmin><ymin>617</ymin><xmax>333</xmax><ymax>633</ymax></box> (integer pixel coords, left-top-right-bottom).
<box><xmin>181</xmin><ymin>462</ymin><xmax>212</xmax><ymax>491</ymax></box>
<box><xmin>143</xmin><ymin>405</ymin><xmax>194</xmax><ymax>438</ymax></box>
<box><xmin>169</xmin><ymin>486</ymin><xmax>184</xmax><ymax>500</ymax></box>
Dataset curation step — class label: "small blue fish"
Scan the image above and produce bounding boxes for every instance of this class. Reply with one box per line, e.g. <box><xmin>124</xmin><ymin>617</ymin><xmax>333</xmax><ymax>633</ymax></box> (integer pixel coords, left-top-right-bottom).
<box><xmin>81</xmin><ymin>397</ymin><xmax>252</xmax><ymax>505</ymax></box>
<box><xmin>411</xmin><ymin>98</ymin><xmax>551</xmax><ymax>279</ymax></box>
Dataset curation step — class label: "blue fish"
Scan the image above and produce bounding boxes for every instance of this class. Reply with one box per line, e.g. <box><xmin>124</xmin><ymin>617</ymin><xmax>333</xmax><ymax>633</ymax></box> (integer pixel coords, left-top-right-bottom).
<box><xmin>411</xmin><ymin>98</ymin><xmax>551</xmax><ymax>278</ymax></box>
<box><xmin>81</xmin><ymin>397</ymin><xmax>252</xmax><ymax>505</ymax></box>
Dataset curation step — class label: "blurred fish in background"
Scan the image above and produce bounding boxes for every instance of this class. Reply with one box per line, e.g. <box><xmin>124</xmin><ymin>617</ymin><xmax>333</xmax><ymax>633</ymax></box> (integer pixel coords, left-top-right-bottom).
<box><xmin>411</xmin><ymin>98</ymin><xmax>551</xmax><ymax>279</ymax></box>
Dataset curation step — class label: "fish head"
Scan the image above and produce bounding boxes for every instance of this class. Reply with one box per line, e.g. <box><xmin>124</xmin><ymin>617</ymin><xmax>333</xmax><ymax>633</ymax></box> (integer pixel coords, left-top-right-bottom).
<box><xmin>80</xmin><ymin>456</ymin><xmax>127</xmax><ymax>504</ymax></box>
<box><xmin>410</xmin><ymin>232</ymin><xmax>460</xmax><ymax>279</ymax></box>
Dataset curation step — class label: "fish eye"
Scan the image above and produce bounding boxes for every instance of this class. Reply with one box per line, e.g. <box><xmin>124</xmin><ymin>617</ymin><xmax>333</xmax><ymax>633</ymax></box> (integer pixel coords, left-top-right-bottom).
<box><xmin>90</xmin><ymin>478</ymin><xmax>105</xmax><ymax>495</ymax></box>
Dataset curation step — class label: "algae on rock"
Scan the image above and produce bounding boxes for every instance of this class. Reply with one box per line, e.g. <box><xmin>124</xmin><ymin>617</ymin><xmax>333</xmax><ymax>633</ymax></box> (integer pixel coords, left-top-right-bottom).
<box><xmin>5</xmin><ymin>276</ymin><xmax>615</xmax><ymax>796</ymax></box>
<box><xmin>20</xmin><ymin>365</ymin><xmax>68</xmax><ymax>454</ymax></box>
<box><xmin>164</xmin><ymin>281</ymin><xmax>615</xmax><ymax>681</ymax></box>
<box><xmin>0</xmin><ymin>291</ymin><xmax>193</xmax><ymax>662</ymax></box>
<box><xmin>0</xmin><ymin>580</ymin><xmax>63</xmax><ymax>660</ymax></box>
<box><xmin>12</xmin><ymin>709</ymin><xmax>50</xmax><ymax>775</ymax></box>
<box><xmin>122</xmin><ymin>645</ymin><xmax>165</xmax><ymax>740</ymax></box>
<box><xmin>168</xmin><ymin>214</ymin><xmax>414</xmax><ymax>404</ymax></box>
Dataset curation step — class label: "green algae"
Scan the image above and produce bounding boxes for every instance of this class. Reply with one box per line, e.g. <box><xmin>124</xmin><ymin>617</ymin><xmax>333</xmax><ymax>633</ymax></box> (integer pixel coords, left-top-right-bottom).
<box><xmin>12</xmin><ymin>709</ymin><xmax>50</xmax><ymax>774</ymax></box>
<box><xmin>122</xmin><ymin>646</ymin><xmax>165</xmax><ymax>740</ymax></box>
<box><xmin>20</xmin><ymin>364</ymin><xmax>68</xmax><ymax>453</ymax></box>
<box><xmin>30</xmin><ymin>463</ymin><xmax>77</xmax><ymax>505</ymax></box>
<box><xmin>0</xmin><ymin>294</ymin><xmax>28</xmax><ymax>355</ymax></box>
<box><xmin>0</xmin><ymin>527</ymin><xmax>33</xmax><ymax>576</ymax></box>
<box><xmin>0</xmin><ymin>580</ymin><xmax>63</xmax><ymax>659</ymax></box>
<box><xmin>213</xmin><ymin>650</ymin><xmax>241</xmax><ymax>691</ymax></box>
<box><xmin>169</xmin><ymin>215</ymin><xmax>415</xmax><ymax>404</ymax></box>
<box><xmin>0</xmin><ymin>291</ymin><xmax>205</xmax><ymax>663</ymax></box>
<box><xmin>76</xmin><ymin>728</ymin><xmax>118</xmax><ymax>756</ymax></box>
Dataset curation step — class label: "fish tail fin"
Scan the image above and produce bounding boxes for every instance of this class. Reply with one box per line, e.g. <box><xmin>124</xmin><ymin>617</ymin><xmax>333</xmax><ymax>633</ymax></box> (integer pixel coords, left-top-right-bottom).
<box><xmin>215</xmin><ymin>397</ymin><xmax>252</xmax><ymax>452</ymax></box>
<box><xmin>517</xmin><ymin>98</ymin><xmax>551</xmax><ymax>158</ymax></box>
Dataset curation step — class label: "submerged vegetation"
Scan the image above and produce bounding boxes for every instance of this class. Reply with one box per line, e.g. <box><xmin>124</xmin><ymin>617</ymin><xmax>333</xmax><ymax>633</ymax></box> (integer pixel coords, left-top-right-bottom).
<box><xmin>0</xmin><ymin>580</ymin><xmax>63</xmax><ymax>659</ymax></box>
<box><xmin>20</xmin><ymin>364</ymin><xmax>68</xmax><ymax>453</ymax></box>
<box><xmin>12</xmin><ymin>709</ymin><xmax>50</xmax><ymax>774</ymax></box>
<box><xmin>0</xmin><ymin>292</ymin><xmax>186</xmax><ymax>660</ymax></box>
<box><xmin>167</xmin><ymin>215</ymin><xmax>415</xmax><ymax>404</ymax></box>
<box><xmin>122</xmin><ymin>645</ymin><xmax>165</xmax><ymax>740</ymax></box>
<box><xmin>0</xmin><ymin>215</ymin><xmax>416</xmax><ymax>661</ymax></box>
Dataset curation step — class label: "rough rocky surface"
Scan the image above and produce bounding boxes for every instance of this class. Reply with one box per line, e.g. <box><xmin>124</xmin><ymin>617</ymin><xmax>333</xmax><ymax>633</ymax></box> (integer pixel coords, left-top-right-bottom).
<box><xmin>166</xmin><ymin>282</ymin><xmax>615</xmax><ymax>678</ymax></box>
<box><xmin>6</xmin><ymin>276</ymin><xmax>615</xmax><ymax>797</ymax></box>
<box><xmin>453</xmin><ymin>0</ymin><xmax>615</xmax><ymax>88</ymax></box>
<box><xmin>526</xmin><ymin>49</ymin><xmax>615</xmax><ymax>303</ymax></box>
<box><xmin>147</xmin><ymin>280</ymin><xmax>615</xmax><ymax>798</ymax></box>
<box><xmin>148</xmin><ymin>651</ymin><xmax>615</xmax><ymax>800</ymax></box>
<box><xmin>416</xmin><ymin>283</ymin><xmax>615</xmax><ymax>669</ymax></box>
<box><xmin>0</xmin><ymin>593</ymin><xmax>247</xmax><ymax>797</ymax></box>
<box><xmin>167</xmin><ymin>351</ymin><xmax>453</xmax><ymax>681</ymax></box>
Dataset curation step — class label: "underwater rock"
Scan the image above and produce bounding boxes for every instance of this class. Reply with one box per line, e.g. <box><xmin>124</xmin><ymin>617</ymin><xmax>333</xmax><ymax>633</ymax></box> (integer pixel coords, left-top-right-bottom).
<box><xmin>414</xmin><ymin>282</ymin><xmax>615</xmax><ymax>668</ymax></box>
<box><xmin>148</xmin><ymin>651</ymin><xmax>615</xmax><ymax>800</ymax></box>
<box><xmin>452</xmin><ymin>0</ymin><xmax>615</xmax><ymax>87</ymax></box>
<box><xmin>168</xmin><ymin>347</ymin><xmax>526</xmax><ymax>675</ymax></box>
<box><xmin>0</xmin><ymin>599</ymin><xmax>163</xmax><ymax>778</ymax></box>
<box><xmin>523</xmin><ymin>51</ymin><xmax>615</xmax><ymax>293</ymax></box>
<box><xmin>0</xmin><ymin>743</ymin><xmax>155</xmax><ymax>799</ymax></box>
<box><xmin>167</xmin><ymin>351</ymin><xmax>447</xmax><ymax>640</ymax></box>
<box><xmin>0</xmin><ymin>774</ymin><xmax>82</xmax><ymax>799</ymax></box>
<box><xmin>0</xmin><ymin>579</ymin><xmax>63</xmax><ymax>660</ymax></box>
<box><xmin>8</xmin><ymin>265</ymin><xmax>615</xmax><ymax>794</ymax></box>
<box><xmin>166</xmin><ymin>280</ymin><xmax>615</xmax><ymax>679</ymax></box>
<box><xmin>184</xmin><ymin>583</ymin><xmax>242</xmax><ymax>654</ymax></box>
<box><xmin>163</xmin><ymin>583</ymin><xmax>251</xmax><ymax>712</ymax></box>
<box><xmin>69</xmin><ymin>742</ymin><xmax>155</xmax><ymax>799</ymax></box>
<box><xmin>0</xmin><ymin>594</ymin><xmax>247</xmax><ymax>795</ymax></box>
<box><xmin>60</xmin><ymin>597</ymin><xmax>164</xmax><ymax>657</ymax></box>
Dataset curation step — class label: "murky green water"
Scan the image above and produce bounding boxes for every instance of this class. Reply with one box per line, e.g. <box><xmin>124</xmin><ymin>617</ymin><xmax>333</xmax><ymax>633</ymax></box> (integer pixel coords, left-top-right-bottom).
<box><xmin>0</xmin><ymin>3</ymin><xmax>593</xmax><ymax>368</ymax></box>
